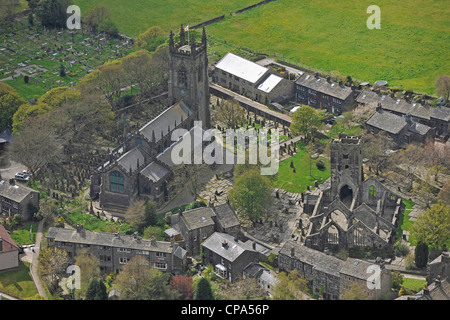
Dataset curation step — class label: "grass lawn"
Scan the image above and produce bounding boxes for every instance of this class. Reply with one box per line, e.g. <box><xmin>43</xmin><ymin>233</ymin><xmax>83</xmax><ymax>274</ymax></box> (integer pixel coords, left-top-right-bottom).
<box><xmin>63</xmin><ymin>208</ymin><xmax>131</xmax><ymax>234</ymax></box>
<box><xmin>0</xmin><ymin>261</ymin><xmax>38</xmax><ymax>299</ymax></box>
<box><xmin>403</xmin><ymin>277</ymin><xmax>427</xmax><ymax>292</ymax></box>
<box><xmin>10</xmin><ymin>222</ymin><xmax>38</xmax><ymax>246</ymax></box>
<box><xmin>274</xmin><ymin>142</ymin><xmax>330</xmax><ymax>193</ymax></box>
<box><xmin>396</xmin><ymin>198</ymin><xmax>417</xmax><ymax>244</ymax></box>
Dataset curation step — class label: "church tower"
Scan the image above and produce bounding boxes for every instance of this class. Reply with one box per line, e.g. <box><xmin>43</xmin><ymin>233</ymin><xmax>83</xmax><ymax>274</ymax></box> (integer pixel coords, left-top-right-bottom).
<box><xmin>168</xmin><ymin>25</ymin><xmax>211</xmax><ymax>128</ymax></box>
<box><xmin>329</xmin><ymin>134</ymin><xmax>364</xmax><ymax>206</ymax></box>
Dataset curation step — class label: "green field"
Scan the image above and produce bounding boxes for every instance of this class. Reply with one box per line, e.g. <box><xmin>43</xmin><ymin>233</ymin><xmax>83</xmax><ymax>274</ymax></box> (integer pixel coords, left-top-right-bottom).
<box><xmin>74</xmin><ymin>0</ymin><xmax>449</xmax><ymax>95</ymax></box>
<box><xmin>75</xmin><ymin>0</ymin><xmax>258</xmax><ymax>37</ymax></box>
<box><xmin>0</xmin><ymin>261</ymin><xmax>38</xmax><ymax>299</ymax></box>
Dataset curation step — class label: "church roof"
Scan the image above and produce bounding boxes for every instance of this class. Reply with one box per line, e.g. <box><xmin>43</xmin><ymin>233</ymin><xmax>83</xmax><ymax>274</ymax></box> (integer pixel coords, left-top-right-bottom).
<box><xmin>139</xmin><ymin>100</ymin><xmax>193</xmax><ymax>143</ymax></box>
<box><xmin>116</xmin><ymin>146</ymin><xmax>147</xmax><ymax>173</ymax></box>
<box><xmin>140</xmin><ymin>161</ymin><xmax>171</xmax><ymax>183</ymax></box>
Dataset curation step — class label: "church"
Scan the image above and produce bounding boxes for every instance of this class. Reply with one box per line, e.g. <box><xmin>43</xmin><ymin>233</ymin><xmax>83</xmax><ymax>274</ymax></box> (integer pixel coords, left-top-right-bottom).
<box><xmin>304</xmin><ymin>134</ymin><xmax>403</xmax><ymax>252</ymax></box>
<box><xmin>90</xmin><ymin>26</ymin><xmax>211</xmax><ymax>212</ymax></box>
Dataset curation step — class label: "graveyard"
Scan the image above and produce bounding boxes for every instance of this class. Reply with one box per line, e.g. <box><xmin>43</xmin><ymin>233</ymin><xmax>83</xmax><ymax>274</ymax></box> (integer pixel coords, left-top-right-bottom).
<box><xmin>0</xmin><ymin>19</ymin><xmax>134</xmax><ymax>100</ymax></box>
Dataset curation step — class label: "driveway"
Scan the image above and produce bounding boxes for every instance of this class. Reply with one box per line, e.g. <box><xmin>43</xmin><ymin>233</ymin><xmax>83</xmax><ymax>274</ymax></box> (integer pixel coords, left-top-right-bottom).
<box><xmin>0</xmin><ymin>160</ymin><xmax>27</xmax><ymax>180</ymax></box>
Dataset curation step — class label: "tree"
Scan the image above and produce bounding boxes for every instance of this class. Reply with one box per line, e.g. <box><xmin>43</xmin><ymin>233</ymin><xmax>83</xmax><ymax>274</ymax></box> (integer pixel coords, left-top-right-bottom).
<box><xmin>391</xmin><ymin>271</ymin><xmax>404</xmax><ymax>291</ymax></box>
<box><xmin>38</xmin><ymin>247</ymin><xmax>70</xmax><ymax>292</ymax></box>
<box><xmin>114</xmin><ymin>256</ymin><xmax>177</xmax><ymax>300</ymax></box>
<box><xmin>362</xmin><ymin>133</ymin><xmax>394</xmax><ymax>177</ymax></box>
<box><xmin>272</xmin><ymin>269</ymin><xmax>308</xmax><ymax>300</ymax></box>
<box><xmin>125</xmin><ymin>199</ymin><xmax>146</xmax><ymax>231</ymax></box>
<box><xmin>290</xmin><ymin>105</ymin><xmax>326</xmax><ymax>142</ymax></box>
<box><xmin>37</xmin><ymin>0</ymin><xmax>66</xmax><ymax>28</ymax></box>
<box><xmin>0</xmin><ymin>0</ymin><xmax>16</xmax><ymax>27</ymax></box>
<box><xmin>35</xmin><ymin>198</ymin><xmax>59</xmax><ymax>227</ymax></box>
<box><xmin>411</xmin><ymin>174</ymin><xmax>436</xmax><ymax>209</ymax></box>
<box><xmin>216</xmin><ymin>277</ymin><xmax>263</xmax><ymax>300</ymax></box>
<box><xmin>215</xmin><ymin>99</ymin><xmax>246</xmax><ymax>129</ymax></box>
<box><xmin>170</xmin><ymin>274</ymin><xmax>194</xmax><ymax>300</ymax></box>
<box><xmin>229</xmin><ymin>169</ymin><xmax>273</xmax><ymax>225</ymax></box>
<box><xmin>84</xmin><ymin>5</ymin><xmax>111</xmax><ymax>32</ymax></box>
<box><xmin>422</xmin><ymin>139</ymin><xmax>450</xmax><ymax>182</ymax></box>
<box><xmin>86</xmin><ymin>279</ymin><xmax>108</xmax><ymax>300</ymax></box>
<box><xmin>394</xmin><ymin>144</ymin><xmax>425</xmax><ymax>191</ymax></box>
<box><xmin>8</xmin><ymin>115</ymin><xmax>64</xmax><ymax>182</ymax></box>
<box><xmin>11</xmin><ymin>102</ymin><xmax>52</xmax><ymax>133</ymax></box>
<box><xmin>410</xmin><ymin>203</ymin><xmax>450</xmax><ymax>249</ymax></box>
<box><xmin>0</xmin><ymin>83</ymin><xmax>25</xmax><ymax>129</ymax></box>
<box><xmin>340</xmin><ymin>282</ymin><xmax>368</xmax><ymax>300</ymax></box>
<box><xmin>438</xmin><ymin>180</ymin><xmax>450</xmax><ymax>206</ymax></box>
<box><xmin>98</xmin><ymin>20</ymin><xmax>119</xmax><ymax>38</ymax></box>
<box><xmin>38</xmin><ymin>86</ymin><xmax>81</xmax><ymax>109</ymax></box>
<box><xmin>74</xmin><ymin>248</ymin><xmax>100</xmax><ymax>296</ymax></box>
<box><xmin>414</xmin><ymin>241</ymin><xmax>429</xmax><ymax>269</ymax></box>
<box><xmin>135</xmin><ymin>26</ymin><xmax>166</xmax><ymax>52</ymax></box>
<box><xmin>435</xmin><ymin>75</ymin><xmax>450</xmax><ymax>105</ymax></box>
<box><xmin>194</xmin><ymin>277</ymin><xmax>214</xmax><ymax>300</ymax></box>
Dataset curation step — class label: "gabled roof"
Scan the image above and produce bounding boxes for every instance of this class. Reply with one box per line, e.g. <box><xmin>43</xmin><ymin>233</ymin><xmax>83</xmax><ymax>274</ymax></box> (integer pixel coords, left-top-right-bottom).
<box><xmin>257</xmin><ymin>74</ymin><xmax>283</xmax><ymax>93</ymax></box>
<box><xmin>202</xmin><ymin>232</ymin><xmax>256</xmax><ymax>262</ymax></box>
<box><xmin>139</xmin><ymin>100</ymin><xmax>194</xmax><ymax>143</ymax></box>
<box><xmin>140</xmin><ymin>161</ymin><xmax>170</xmax><ymax>183</ymax></box>
<box><xmin>0</xmin><ymin>181</ymin><xmax>38</xmax><ymax>203</ymax></box>
<box><xmin>295</xmin><ymin>73</ymin><xmax>353</xmax><ymax>100</ymax></box>
<box><xmin>116</xmin><ymin>146</ymin><xmax>148</xmax><ymax>173</ymax></box>
<box><xmin>212</xmin><ymin>203</ymin><xmax>240</xmax><ymax>229</ymax></box>
<box><xmin>180</xmin><ymin>206</ymin><xmax>216</xmax><ymax>231</ymax></box>
<box><xmin>215</xmin><ymin>53</ymin><xmax>268</xmax><ymax>84</ymax></box>
<box><xmin>0</xmin><ymin>224</ymin><xmax>20</xmax><ymax>253</ymax></box>
<box><xmin>365</xmin><ymin>111</ymin><xmax>406</xmax><ymax>134</ymax></box>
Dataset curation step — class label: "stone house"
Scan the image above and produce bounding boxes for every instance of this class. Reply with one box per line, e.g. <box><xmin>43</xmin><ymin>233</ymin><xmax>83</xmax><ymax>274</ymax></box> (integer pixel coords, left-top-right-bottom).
<box><xmin>428</xmin><ymin>251</ymin><xmax>450</xmax><ymax>285</ymax></box>
<box><xmin>365</xmin><ymin>107</ymin><xmax>435</xmax><ymax>146</ymax></box>
<box><xmin>171</xmin><ymin>202</ymin><xmax>240</xmax><ymax>255</ymax></box>
<box><xmin>0</xmin><ymin>179</ymin><xmax>39</xmax><ymax>221</ymax></box>
<box><xmin>294</xmin><ymin>73</ymin><xmax>356</xmax><ymax>114</ymax></box>
<box><xmin>357</xmin><ymin>89</ymin><xmax>450</xmax><ymax>141</ymax></box>
<box><xmin>243</xmin><ymin>262</ymin><xmax>278</xmax><ymax>295</ymax></box>
<box><xmin>0</xmin><ymin>224</ymin><xmax>20</xmax><ymax>272</ymax></box>
<box><xmin>201</xmin><ymin>232</ymin><xmax>259</xmax><ymax>282</ymax></box>
<box><xmin>46</xmin><ymin>226</ymin><xmax>187</xmax><ymax>274</ymax></box>
<box><xmin>214</xmin><ymin>52</ymin><xmax>294</xmax><ymax>104</ymax></box>
<box><xmin>278</xmin><ymin>241</ymin><xmax>391</xmax><ymax>300</ymax></box>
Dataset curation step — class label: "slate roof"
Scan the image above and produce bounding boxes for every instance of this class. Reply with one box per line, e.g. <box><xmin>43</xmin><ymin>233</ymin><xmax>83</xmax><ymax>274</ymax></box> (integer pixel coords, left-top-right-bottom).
<box><xmin>202</xmin><ymin>232</ymin><xmax>256</xmax><ymax>262</ymax></box>
<box><xmin>116</xmin><ymin>146</ymin><xmax>148</xmax><ymax>172</ymax></box>
<box><xmin>180</xmin><ymin>206</ymin><xmax>216</xmax><ymax>230</ymax></box>
<box><xmin>295</xmin><ymin>73</ymin><xmax>353</xmax><ymax>100</ymax></box>
<box><xmin>0</xmin><ymin>181</ymin><xmax>38</xmax><ymax>203</ymax></box>
<box><xmin>279</xmin><ymin>241</ymin><xmax>344</xmax><ymax>276</ymax></box>
<box><xmin>365</xmin><ymin>111</ymin><xmax>406</xmax><ymax>134</ymax></box>
<box><xmin>340</xmin><ymin>259</ymin><xmax>375</xmax><ymax>281</ymax></box>
<box><xmin>431</xmin><ymin>106</ymin><xmax>450</xmax><ymax>121</ymax></box>
<box><xmin>212</xmin><ymin>203</ymin><xmax>240</xmax><ymax>229</ymax></box>
<box><xmin>215</xmin><ymin>52</ymin><xmax>268</xmax><ymax>84</ymax></box>
<box><xmin>0</xmin><ymin>224</ymin><xmax>20</xmax><ymax>253</ymax></box>
<box><xmin>46</xmin><ymin>227</ymin><xmax>174</xmax><ymax>253</ymax></box>
<box><xmin>140</xmin><ymin>161</ymin><xmax>170</xmax><ymax>183</ymax></box>
<box><xmin>139</xmin><ymin>100</ymin><xmax>194</xmax><ymax>143</ymax></box>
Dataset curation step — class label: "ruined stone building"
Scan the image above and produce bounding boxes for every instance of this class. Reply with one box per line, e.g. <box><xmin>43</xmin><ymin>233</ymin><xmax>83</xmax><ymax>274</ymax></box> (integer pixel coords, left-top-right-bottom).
<box><xmin>304</xmin><ymin>134</ymin><xmax>402</xmax><ymax>252</ymax></box>
<box><xmin>90</xmin><ymin>27</ymin><xmax>211</xmax><ymax>212</ymax></box>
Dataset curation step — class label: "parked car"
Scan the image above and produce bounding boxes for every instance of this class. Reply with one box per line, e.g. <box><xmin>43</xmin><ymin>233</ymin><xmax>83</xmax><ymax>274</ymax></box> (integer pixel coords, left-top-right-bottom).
<box><xmin>15</xmin><ymin>172</ymin><xmax>29</xmax><ymax>182</ymax></box>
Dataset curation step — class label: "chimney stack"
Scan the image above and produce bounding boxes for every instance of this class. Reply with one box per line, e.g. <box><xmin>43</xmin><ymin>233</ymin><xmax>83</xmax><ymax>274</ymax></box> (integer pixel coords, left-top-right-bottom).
<box><xmin>290</xmin><ymin>247</ymin><xmax>295</xmax><ymax>257</ymax></box>
<box><xmin>151</xmin><ymin>236</ymin><xmax>157</xmax><ymax>246</ymax></box>
<box><xmin>222</xmin><ymin>240</ymin><xmax>228</xmax><ymax>249</ymax></box>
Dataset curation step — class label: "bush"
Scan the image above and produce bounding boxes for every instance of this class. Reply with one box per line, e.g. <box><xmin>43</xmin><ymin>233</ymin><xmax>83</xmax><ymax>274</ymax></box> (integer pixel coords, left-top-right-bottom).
<box><xmin>316</xmin><ymin>159</ymin><xmax>326</xmax><ymax>170</ymax></box>
<box><xmin>394</xmin><ymin>241</ymin><xmax>410</xmax><ymax>257</ymax></box>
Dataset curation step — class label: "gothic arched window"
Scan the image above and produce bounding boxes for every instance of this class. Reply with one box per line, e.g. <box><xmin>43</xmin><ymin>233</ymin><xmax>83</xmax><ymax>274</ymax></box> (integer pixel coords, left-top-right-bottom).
<box><xmin>110</xmin><ymin>171</ymin><xmax>125</xmax><ymax>193</ymax></box>
<box><xmin>178</xmin><ymin>66</ymin><xmax>187</xmax><ymax>88</ymax></box>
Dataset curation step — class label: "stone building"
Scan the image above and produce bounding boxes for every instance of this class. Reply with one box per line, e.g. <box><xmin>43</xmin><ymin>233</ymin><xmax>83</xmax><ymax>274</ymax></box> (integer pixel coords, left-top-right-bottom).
<box><xmin>201</xmin><ymin>232</ymin><xmax>260</xmax><ymax>282</ymax></box>
<box><xmin>90</xmin><ymin>27</ymin><xmax>211</xmax><ymax>212</ymax></box>
<box><xmin>278</xmin><ymin>241</ymin><xmax>391</xmax><ymax>300</ymax></box>
<box><xmin>357</xmin><ymin>89</ymin><xmax>450</xmax><ymax>141</ymax></box>
<box><xmin>428</xmin><ymin>251</ymin><xmax>450</xmax><ymax>285</ymax></box>
<box><xmin>46</xmin><ymin>226</ymin><xmax>187</xmax><ymax>274</ymax></box>
<box><xmin>171</xmin><ymin>202</ymin><xmax>240</xmax><ymax>255</ymax></box>
<box><xmin>0</xmin><ymin>179</ymin><xmax>39</xmax><ymax>221</ymax></box>
<box><xmin>214</xmin><ymin>52</ymin><xmax>294</xmax><ymax>104</ymax></box>
<box><xmin>295</xmin><ymin>73</ymin><xmax>356</xmax><ymax>114</ymax></box>
<box><xmin>0</xmin><ymin>224</ymin><xmax>20</xmax><ymax>272</ymax></box>
<box><xmin>365</xmin><ymin>106</ymin><xmax>435</xmax><ymax>146</ymax></box>
<box><xmin>304</xmin><ymin>134</ymin><xmax>402</xmax><ymax>252</ymax></box>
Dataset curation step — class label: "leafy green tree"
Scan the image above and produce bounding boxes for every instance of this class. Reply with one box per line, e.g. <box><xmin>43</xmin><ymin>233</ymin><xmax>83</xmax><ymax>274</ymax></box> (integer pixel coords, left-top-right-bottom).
<box><xmin>229</xmin><ymin>169</ymin><xmax>273</xmax><ymax>225</ymax></box>
<box><xmin>135</xmin><ymin>26</ymin><xmax>166</xmax><ymax>52</ymax></box>
<box><xmin>194</xmin><ymin>277</ymin><xmax>214</xmax><ymax>300</ymax></box>
<box><xmin>410</xmin><ymin>203</ymin><xmax>450</xmax><ymax>249</ymax></box>
<box><xmin>414</xmin><ymin>241</ymin><xmax>429</xmax><ymax>269</ymax></box>
<box><xmin>37</xmin><ymin>0</ymin><xmax>66</xmax><ymax>28</ymax></box>
<box><xmin>290</xmin><ymin>105</ymin><xmax>326</xmax><ymax>142</ymax></box>
<box><xmin>341</xmin><ymin>282</ymin><xmax>368</xmax><ymax>300</ymax></box>
<box><xmin>0</xmin><ymin>83</ymin><xmax>25</xmax><ymax>129</ymax></box>
<box><xmin>98</xmin><ymin>20</ymin><xmax>119</xmax><ymax>38</ymax></box>
<box><xmin>391</xmin><ymin>271</ymin><xmax>404</xmax><ymax>291</ymax></box>
<box><xmin>272</xmin><ymin>269</ymin><xmax>308</xmax><ymax>300</ymax></box>
<box><xmin>86</xmin><ymin>279</ymin><xmax>108</xmax><ymax>300</ymax></box>
<box><xmin>84</xmin><ymin>5</ymin><xmax>111</xmax><ymax>32</ymax></box>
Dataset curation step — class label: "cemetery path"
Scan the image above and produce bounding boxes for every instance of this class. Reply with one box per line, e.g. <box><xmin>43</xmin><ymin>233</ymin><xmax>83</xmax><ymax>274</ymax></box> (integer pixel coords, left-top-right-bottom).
<box><xmin>29</xmin><ymin>220</ymin><xmax>48</xmax><ymax>300</ymax></box>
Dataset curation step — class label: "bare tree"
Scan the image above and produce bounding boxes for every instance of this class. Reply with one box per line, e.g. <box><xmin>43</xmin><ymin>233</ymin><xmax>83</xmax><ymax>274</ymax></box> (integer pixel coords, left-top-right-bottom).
<box><xmin>362</xmin><ymin>133</ymin><xmax>394</xmax><ymax>177</ymax></box>
<box><xmin>435</xmin><ymin>75</ymin><xmax>450</xmax><ymax>105</ymax></box>
<box><xmin>215</xmin><ymin>98</ymin><xmax>246</xmax><ymax>129</ymax></box>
